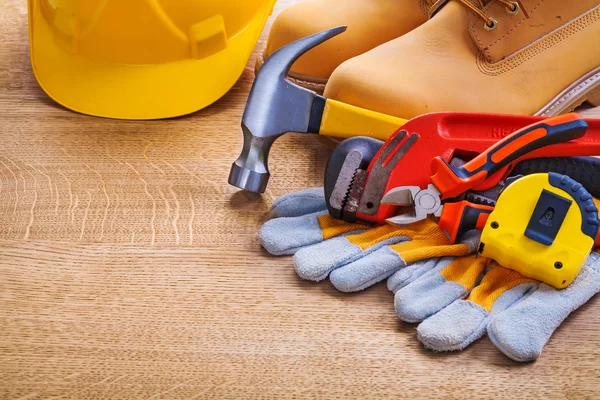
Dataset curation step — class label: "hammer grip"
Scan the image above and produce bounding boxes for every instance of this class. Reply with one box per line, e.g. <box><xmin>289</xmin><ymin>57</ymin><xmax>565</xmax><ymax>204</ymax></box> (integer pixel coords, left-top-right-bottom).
<box><xmin>439</xmin><ymin>201</ymin><xmax>494</xmax><ymax>243</ymax></box>
<box><xmin>511</xmin><ymin>156</ymin><xmax>600</xmax><ymax>199</ymax></box>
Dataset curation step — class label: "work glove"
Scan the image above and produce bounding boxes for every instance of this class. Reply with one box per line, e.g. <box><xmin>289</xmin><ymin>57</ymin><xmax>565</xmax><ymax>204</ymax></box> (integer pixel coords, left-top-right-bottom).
<box><xmin>262</xmin><ymin>189</ymin><xmax>600</xmax><ymax>361</ymax></box>
<box><xmin>391</xmin><ymin>251</ymin><xmax>600</xmax><ymax>362</ymax></box>
<box><xmin>260</xmin><ymin>188</ymin><xmax>480</xmax><ymax>292</ymax></box>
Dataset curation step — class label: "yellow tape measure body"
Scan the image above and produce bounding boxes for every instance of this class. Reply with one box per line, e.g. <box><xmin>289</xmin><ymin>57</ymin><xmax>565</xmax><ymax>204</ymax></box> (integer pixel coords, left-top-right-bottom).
<box><xmin>479</xmin><ymin>173</ymin><xmax>599</xmax><ymax>289</ymax></box>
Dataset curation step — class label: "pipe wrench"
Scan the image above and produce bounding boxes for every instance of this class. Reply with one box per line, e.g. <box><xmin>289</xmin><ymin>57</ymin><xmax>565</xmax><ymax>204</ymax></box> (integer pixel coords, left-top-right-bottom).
<box><xmin>325</xmin><ymin>112</ymin><xmax>600</xmax><ymax>232</ymax></box>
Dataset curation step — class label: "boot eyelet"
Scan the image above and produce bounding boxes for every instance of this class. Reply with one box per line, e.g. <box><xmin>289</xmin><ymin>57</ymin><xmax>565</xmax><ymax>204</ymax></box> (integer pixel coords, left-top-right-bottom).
<box><xmin>484</xmin><ymin>18</ymin><xmax>498</xmax><ymax>31</ymax></box>
<box><xmin>507</xmin><ymin>1</ymin><xmax>520</xmax><ymax>15</ymax></box>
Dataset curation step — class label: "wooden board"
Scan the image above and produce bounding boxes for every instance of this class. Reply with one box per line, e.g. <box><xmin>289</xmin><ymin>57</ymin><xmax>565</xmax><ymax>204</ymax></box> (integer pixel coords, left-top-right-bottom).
<box><xmin>1</xmin><ymin>1</ymin><xmax>599</xmax><ymax>398</ymax></box>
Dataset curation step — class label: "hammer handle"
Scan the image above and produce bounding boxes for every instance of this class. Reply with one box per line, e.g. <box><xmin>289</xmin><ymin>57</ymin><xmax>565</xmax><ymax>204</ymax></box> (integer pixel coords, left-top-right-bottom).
<box><xmin>439</xmin><ymin>201</ymin><xmax>494</xmax><ymax>243</ymax></box>
<box><xmin>319</xmin><ymin>99</ymin><xmax>407</xmax><ymax>141</ymax></box>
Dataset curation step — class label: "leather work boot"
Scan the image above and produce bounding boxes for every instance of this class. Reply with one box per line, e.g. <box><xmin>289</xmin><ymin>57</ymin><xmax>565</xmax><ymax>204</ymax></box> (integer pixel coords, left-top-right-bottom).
<box><xmin>324</xmin><ymin>0</ymin><xmax>600</xmax><ymax>118</ymax></box>
<box><xmin>258</xmin><ymin>0</ymin><xmax>436</xmax><ymax>92</ymax></box>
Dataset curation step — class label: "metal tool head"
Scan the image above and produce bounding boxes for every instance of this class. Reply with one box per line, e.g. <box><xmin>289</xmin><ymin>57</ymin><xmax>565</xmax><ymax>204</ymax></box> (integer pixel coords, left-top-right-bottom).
<box><xmin>324</xmin><ymin>136</ymin><xmax>384</xmax><ymax>221</ymax></box>
<box><xmin>228</xmin><ymin>26</ymin><xmax>347</xmax><ymax>193</ymax></box>
<box><xmin>380</xmin><ymin>186</ymin><xmax>421</xmax><ymax>207</ymax></box>
<box><xmin>382</xmin><ymin>184</ymin><xmax>443</xmax><ymax>225</ymax></box>
<box><xmin>356</xmin><ymin>131</ymin><xmax>419</xmax><ymax>217</ymax></box>
<box><xmin>324</xmin><ymin>131</ymin><xmax>419</xmax><ymax>223</ymax></box>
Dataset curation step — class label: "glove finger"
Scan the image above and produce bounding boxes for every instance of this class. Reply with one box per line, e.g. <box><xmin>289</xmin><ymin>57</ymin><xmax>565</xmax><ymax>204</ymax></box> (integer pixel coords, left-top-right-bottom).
<box><xmin>395</xmin><ymin>256</ymin><xmax>487</xmax><ymax>323</ymax></box>
<box><xmin>387</xmin><ymin>231</ymin><xmax>481</xmax><ymax>293</ymax></box>
<box><xmin>328</xmin><ymin>246</ymin><xmax>406</xmax><ymax>292</ymax></box>
<box><xmin>261</xmin><ymin>211</ymin><xmax>366</xmax><ymax>256</ymax></box>
<box><xmin>294</xmin><ymin>222</ymin><xmax>414</xmax><ymax>281</ymax></box>
<box><xmin>387</xmin><ymin>258</ymin><xmax>444</xmax><ymax>294</ymax></box>
<box><xmin>417</xmin><ymin>265</ymin><xmax>538</xmax><ymax>352</ymax></box>
<box><xmin>325</xmin><ymin>224</ymin><xmax>481</xmax><ymax>292</ymax></box>
<box><xmin>488</xmin><ymin>253</ymin><xmax>600</xmax><ymax>362</ymax></box>
<box><xmin>260</xmin><ymin>211</ymin><xmax>328</xmax><ymax>255</ymax></box>
<box><xmin>294</xmin><ymin>234</ymin><xmax>410</xmax><ymax>282</ymax></box>
<box><xmin>329</xmin><ymin>238</ymin><xmax>473</xmax><ymax>293</ymax></box>
<box><xmin>270</xmin><ymin>188</ymin><xmax>326</xmax><ymax>218</ymax></box>
<box><xmin>294</xmin><ymin>219</ymin><xmax>470</xmax><ymax>284</ymax></box>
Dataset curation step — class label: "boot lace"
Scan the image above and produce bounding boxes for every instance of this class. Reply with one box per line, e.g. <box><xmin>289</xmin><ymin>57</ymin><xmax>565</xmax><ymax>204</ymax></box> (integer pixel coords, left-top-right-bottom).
<box><xmin>455</xmin><ymin>0</ymin><xmax>520</xmax><ymax>30</ymax></box>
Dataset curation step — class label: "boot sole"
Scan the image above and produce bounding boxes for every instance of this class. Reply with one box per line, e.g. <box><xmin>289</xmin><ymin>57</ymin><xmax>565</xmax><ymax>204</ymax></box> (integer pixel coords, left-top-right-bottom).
<box><xmin>255</xmin><ymin>48</ymin><xmax>328</xmax><ymax>94</ymax></box>
<box><xmin>536</xmin><ymin>66</ymin><xmax>600</xmax><ymax>116</ymax></box>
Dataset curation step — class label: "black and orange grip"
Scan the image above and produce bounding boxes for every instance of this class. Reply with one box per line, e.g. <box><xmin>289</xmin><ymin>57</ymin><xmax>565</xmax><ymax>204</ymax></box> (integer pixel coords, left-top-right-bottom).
<box><xmin>439</xmin><ymin>201</ymin><xmax>495</xmax><ymax>243</ymax></box>
<box><xmin>510</xmin><ymin>156</ymin><xmax>600</xmax><ymax>199</ymax></box>
<box><xmin>430</xmin><ymin>113</ymin><xmax>588</xmax><ymax>199</ymax></box>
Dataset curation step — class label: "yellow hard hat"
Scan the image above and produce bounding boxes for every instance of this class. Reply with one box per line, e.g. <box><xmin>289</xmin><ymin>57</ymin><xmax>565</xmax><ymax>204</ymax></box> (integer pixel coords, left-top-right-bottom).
<box><xmin>27</xmin><ymin>0</ymin><xmax>276</xmax><ymax>119</ymax></box>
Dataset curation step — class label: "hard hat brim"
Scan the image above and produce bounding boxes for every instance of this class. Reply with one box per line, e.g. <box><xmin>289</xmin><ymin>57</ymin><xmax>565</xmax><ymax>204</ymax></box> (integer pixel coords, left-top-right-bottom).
<box><xmin>28</xmin><ymin>3</ymin><xmax>273</xmax><ymax>120</ymax></box>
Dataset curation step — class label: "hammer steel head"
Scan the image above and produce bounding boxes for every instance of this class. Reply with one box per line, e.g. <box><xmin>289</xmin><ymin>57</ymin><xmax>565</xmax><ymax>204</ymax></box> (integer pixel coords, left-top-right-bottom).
<box><xmin>228</xmin><ymin>26</ymin><xmax>347</xmax><ymax>193</ymax></box>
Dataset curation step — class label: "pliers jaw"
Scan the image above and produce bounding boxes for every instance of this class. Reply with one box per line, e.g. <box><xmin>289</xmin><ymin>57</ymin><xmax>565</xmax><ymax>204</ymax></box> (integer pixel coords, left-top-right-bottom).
<box><xmin>381</xmin><ymin>184</ymin><xmax>443</xmax><ymax>225</ymax></box>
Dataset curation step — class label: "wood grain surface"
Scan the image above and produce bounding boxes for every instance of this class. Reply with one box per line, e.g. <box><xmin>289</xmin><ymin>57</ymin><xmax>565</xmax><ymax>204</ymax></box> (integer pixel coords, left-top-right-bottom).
<box><xmin>1</xmin><ymin>1</ymin><xmax>600</xmax><ymax>398</ymax></box>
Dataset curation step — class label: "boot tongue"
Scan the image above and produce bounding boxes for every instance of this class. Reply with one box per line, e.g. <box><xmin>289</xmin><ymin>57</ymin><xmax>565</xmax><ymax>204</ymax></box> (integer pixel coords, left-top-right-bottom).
<box><xmin>464</xmin><ymin>0</ymin><xmax>486</xmax><ymax>8</ymax></box>
<box><xmin>429</xmin><ymin>0</ymin><xmax>486</xmax><ymax>19</ymax></box>
<box><xmin>441</xmin><ymin>0</ymin><xmax>486</xmax><ymax>11</ymax></box>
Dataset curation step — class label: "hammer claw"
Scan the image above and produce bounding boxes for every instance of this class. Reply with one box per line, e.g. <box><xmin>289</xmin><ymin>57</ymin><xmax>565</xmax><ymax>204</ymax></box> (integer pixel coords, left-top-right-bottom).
<box><xmin>229</xmin><ymin>26</ymin><xmax>347</xmax><ymax>193</ymax></box>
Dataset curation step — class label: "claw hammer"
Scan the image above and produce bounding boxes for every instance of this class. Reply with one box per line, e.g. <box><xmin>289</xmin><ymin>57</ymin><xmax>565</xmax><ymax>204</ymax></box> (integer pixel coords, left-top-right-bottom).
<box><xmin>228</xmin><ymin>27</ymin><xmax>407</xmax><ymax>193</ymax></box>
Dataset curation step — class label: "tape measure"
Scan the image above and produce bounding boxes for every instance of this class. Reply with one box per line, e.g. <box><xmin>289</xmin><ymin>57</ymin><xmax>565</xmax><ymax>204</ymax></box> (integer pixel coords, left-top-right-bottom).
<box><xmin>478</xmin><ymin>173</ymin><xmax>599</xmax><ymax>289</ymax></box>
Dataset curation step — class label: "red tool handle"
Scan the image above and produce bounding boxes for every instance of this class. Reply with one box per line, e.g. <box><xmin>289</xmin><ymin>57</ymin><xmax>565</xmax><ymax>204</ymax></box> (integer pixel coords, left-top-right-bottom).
<box><xmin>429</xmin><ymin>114</ymin><xmax>588</xmax><ymax>200</ymax></box>
<box><xmin>438</xmin><ymin>201</ymin><xmax>494</xmax><ymax>243</ymax></box>
<box><xmin>440</xmin><ymin>201</ymin><xmax>600</xmax><ymax>246</ymax></box>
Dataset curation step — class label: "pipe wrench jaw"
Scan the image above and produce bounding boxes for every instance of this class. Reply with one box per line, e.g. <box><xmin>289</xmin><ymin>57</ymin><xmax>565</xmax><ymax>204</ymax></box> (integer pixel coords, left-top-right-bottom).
<box><xmin>324</xmin><ymin>137</ymin><xmax>383</xmax><ymax>222</ymax></box>
<box><xmin>325</xmin><ymin>131</ymin><xmax>420</xmax><ymax>224</ymax></box>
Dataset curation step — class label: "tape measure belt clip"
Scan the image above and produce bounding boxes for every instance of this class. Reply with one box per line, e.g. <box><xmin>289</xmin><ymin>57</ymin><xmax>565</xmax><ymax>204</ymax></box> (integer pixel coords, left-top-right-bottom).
<box><xmin>525</xmin><ymin>189</ymin><xmax>572</xmax><ymax>246</ymax></box>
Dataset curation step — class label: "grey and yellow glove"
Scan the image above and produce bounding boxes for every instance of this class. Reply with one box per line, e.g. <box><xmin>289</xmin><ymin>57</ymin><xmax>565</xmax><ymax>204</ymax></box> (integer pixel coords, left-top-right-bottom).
<box><xmin>260</xmin><ymin>188</ymin><xmax>478</xmax><ymax>292</ymax></box>
<box><xmin>391</xmin><ymin>252</ymin><xmax>600</xmax><ymax>362</ymax></box>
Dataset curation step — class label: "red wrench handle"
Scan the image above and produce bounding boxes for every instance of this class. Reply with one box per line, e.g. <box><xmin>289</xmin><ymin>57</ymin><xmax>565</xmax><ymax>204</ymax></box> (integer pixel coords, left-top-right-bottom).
<box><xmin>439</xmin><ymin>201</ymin><xmax>494</xmax><ymax>243</ymax></box>
<box><xmin>429</xmin><ymin>114</ymin><xmax>588</xmax><ymax>199</ymax></box>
